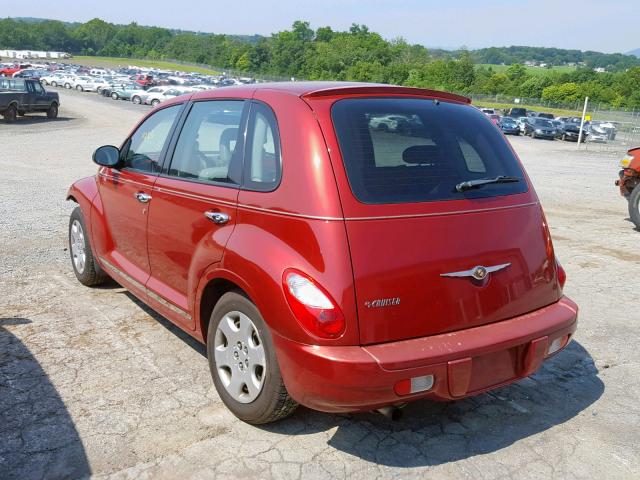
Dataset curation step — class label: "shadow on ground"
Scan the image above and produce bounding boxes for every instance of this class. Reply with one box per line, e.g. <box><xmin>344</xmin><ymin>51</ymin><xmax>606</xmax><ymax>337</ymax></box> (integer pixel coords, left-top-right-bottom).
<box><xmin>116</xmin><ymin>289</ymin><xmax>603</xmax><ymax>468</ymax></box>
<box><xmin>0</xmin><ymin>317</ymin><xmax>91</xmax><ymax>479</ymax></box>
<box><xmin>262</xmin><ymin>341</ymin><xmax>603</xmax><ymax>467</ymax></box>
<box><xmin>3</xmin><ymin>116</ymin><xmax>75</xmax><ymax>125</ymax></box>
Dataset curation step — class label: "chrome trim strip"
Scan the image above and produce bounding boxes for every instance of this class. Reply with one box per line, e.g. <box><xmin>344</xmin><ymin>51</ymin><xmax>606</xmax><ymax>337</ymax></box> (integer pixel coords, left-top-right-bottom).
<box><xmin>106</xmin><ymin>173</ymin><xmax>537</xmax><ymax>222</ymax></box>
<box><xmin>147</xmin><ymin>289</ymin><xmax>191</xmax><ymax>320</ymax></box>
<box><xmin>98</xmin><ymin>172</ymin><xmax>153</xmax><ymax>189</ymax></box>
<box><xmin>154</xmin><ymin>185</ymin><xmax>343</xmax><ymax>221</ymax></box>
<box><xmin>441</xmin><ymin>263</ymin><xmax>511</xmax><ymax>280</ymax></box>
<box><xmin>99</xmin><ymin>257</ymin><xmax>192</xmax><ymax>320</ymax></box>
<box><xmin>344</xmin><ymin>202</ymin><xmax>538</xmax><ymax>221</ymax></box>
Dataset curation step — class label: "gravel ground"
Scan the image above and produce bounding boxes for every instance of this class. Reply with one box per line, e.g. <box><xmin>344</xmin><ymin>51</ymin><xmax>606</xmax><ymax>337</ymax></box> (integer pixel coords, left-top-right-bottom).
<box><xmin>1</xmin><ymin>89</ymin><xmax>638</xmax><ymax>479</ymax></box>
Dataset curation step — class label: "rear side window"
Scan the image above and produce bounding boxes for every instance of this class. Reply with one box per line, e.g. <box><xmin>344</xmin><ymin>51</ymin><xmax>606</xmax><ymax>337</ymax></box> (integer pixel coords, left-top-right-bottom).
<box><xmin>331</xmin><ymin>98</ymin><xmax>527</xmax><ymax>204</ymax></box>
<box><xmin>243</xmin><ymin>102</ymin><xmax>281</xmax><ymax>191</ymax></box>
<box><xmin>168</xmin><ymin>100</ymin><xmax>246</xmax><ymax>185</ymax></box>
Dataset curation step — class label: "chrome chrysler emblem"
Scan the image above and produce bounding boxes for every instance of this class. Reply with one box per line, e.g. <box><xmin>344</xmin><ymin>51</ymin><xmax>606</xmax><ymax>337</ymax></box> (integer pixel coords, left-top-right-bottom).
<box><xmin>440</xmin><ymin>263</ymin><xmax>511</xmax><ymax>281</ymax></box>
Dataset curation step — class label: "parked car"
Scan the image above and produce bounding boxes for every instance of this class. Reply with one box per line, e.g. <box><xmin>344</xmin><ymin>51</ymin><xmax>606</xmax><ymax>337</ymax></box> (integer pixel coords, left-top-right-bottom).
<box><xmin>145</xmin><ymin>88</ymin><xmax>187</xmax><ymax>106</ymax></box>
<box><xmin>550</xmin><ymin>120</ymin><xmax>565</xmax><ymax>139</ymax></box>
<box><xmin>67</xmin><ymin>82</ymin><xmax>577</xmax><ymax>424</ymax></box>
<box><xmin>560</xmin><ymin>123</ymin><xmax>588</xmax><ymax>142</ymax></box>
<box><xmin>0</xmin><ymin>78</ymin><xmax>59</xmax><ymax>122</ymax></box>
<box><xmin>130</xmin><ymin>86</ymin><xmax>174</xmax><ymax>105</ymax></box>
<box><xmin>369</xmin><ymin>114</ymin><xmax>419</xmax><ymax>134</ymax></box>
<box><xmin>615</xmin><ymin>147</ymin><xmax>640</xmax><ymax>229</ymax></box>
<box><xmin>131</xmin><ymin>74</ymin><xmax>154</xmax><ymax>88</ymax></box>
<box><xmin>525</xmin><ymin>118</ymin><xmax>556</xmax><ymax>139</ymax></box>
<box><xmin>498</xmin><ymin>116</ymin><xmax>520</xmax><ymax>135</ymax></box>
<box><xmin>480</xmin><ymin>108</ymin><xmax>496</xmax><ymax>115</ymax></box>
<box><xmin>110</xmin><ymin>83</ymin><xmax>145</xmax><ymax>101</ymax></box>
<box><xmin>72</xmin><ymin>76</ymin><xmax>102</xmax><ymax>92</ymax></box>
<box><xmin>536</xmin><ymin>112</ymin><xmax>554</xmax><ymax>119</ymax></box>
<box><xmin>505</xmin><ymin>107</ymin><xmax>527</xmax><ymax>118</ymax></box>
<box><xmin>585</xmin><ymin>124</ymin><xmax>608</xmax><ymax>143</ymax></box>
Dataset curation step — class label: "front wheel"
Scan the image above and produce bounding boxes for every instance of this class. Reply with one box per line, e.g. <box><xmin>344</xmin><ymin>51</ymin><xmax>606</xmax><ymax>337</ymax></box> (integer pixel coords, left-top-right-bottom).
<box><xmin>69</xmin><ymin>207</ymin><xmax>109</xmax><ymax>286</ymax></box>
<box><xmin>628</xmin><ymin>184</ymin><xmax>640</xmax><ymax>230</ymax></box>
<box><xmin>207</xmin><ymin>292</ymin><xmax>298</xmax><ymax>424</ymax></box>
<box><xmin>111</xmin><ymin>92</ymin><xmax>119</xmax><ymax>100</ymax></box>
<box><xmin>47</xmin><ymin>103</ymin><xmax>58</xmax><ymax>119</ymax></box>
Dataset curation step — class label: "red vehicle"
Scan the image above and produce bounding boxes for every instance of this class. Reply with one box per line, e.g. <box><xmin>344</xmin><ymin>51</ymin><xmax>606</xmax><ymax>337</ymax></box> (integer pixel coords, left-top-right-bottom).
<box><xmin>67</xmin><ymin>82</ymin><xmax>577</xmax><ymax>424</ymax></box>
<box><xmin>615</xmin><ymin>147</ymin><xmax>640</xmax><ymax>229</ymax></box>
<box><xmin>131</xmin><ymin>74</ymin><xmax>154</xmax><ymax>87</ymax></box>
<box><xmin>0</xmin><ymin>64</ymin><xmax>27</xmax><ymax>77</ymax></box>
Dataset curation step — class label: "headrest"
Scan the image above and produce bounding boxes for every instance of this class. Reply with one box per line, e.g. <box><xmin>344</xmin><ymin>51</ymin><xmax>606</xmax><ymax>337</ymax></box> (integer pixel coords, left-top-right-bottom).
<box><xmin>402</xmin><ymin>145</ymin><xmax>442</xmax><ymax>165</ymax></box>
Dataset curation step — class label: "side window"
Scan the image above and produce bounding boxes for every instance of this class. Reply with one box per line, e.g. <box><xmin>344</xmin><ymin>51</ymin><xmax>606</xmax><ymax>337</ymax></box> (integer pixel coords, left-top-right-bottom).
<box><xmin>26</xmin><ymin>82</ymin><xmax>35</xmax><ymax>93</ymax></box>
<box><xmin>33</xmin><ymin>82</ymin><xmax>44</xmax><ymax>94</ymax></box>
<box><xmin>244</xmin><ymin>102</ymin><xmax>281</xmax><ymax>191</ymax></box>
<box><xmin>123</xmin><ymin>104</ymin><xmax>182</xmax><ymax>173</ymax></box>
<box><xmin>168</xmin><ymin>100</ymin><xmax>245</xmax><ymax>185</ymax></box>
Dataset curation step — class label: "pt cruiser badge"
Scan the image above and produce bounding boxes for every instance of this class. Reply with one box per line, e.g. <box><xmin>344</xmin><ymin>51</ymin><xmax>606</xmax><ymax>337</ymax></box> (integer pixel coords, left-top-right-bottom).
<box><xmin>365</xmin><ymin>298</ymin><xmax>401</xmax><ymax>308</ymax></box>
<box><xmin>440</xmin><ymin>263</ymin><xmax>511</xmax><ymax>281</ymax></box>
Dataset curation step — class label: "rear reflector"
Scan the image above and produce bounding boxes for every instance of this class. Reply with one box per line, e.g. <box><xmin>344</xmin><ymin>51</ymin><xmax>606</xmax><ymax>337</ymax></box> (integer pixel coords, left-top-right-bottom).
<box><xmin>394</xmin><ymin>375</ymin><xmax>434</xmax><ymax>396</ymax></box>
<box><xmin>547</xmin><ymin>335</ymin><xmax>569</xmax><ymax>356</ymax></box>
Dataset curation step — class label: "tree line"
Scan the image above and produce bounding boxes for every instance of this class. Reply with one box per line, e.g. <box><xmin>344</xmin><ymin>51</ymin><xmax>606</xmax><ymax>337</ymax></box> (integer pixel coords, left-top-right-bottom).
<box><xmin>1</xmin><ymin>17</ymin><xmax>639</xmax><ymax>108</ymax></box>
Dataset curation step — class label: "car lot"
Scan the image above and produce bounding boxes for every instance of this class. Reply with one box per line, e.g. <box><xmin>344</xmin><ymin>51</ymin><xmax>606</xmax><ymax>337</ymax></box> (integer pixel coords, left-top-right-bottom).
<box><xmin>1</xmin><ymin>89</ymin><xmax>639</xmax><ymax>479</ymax></box>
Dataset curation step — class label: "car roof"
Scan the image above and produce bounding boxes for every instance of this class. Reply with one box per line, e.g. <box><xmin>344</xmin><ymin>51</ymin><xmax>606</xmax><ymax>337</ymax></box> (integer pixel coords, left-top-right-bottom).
<box><xmin>181</xmin><ymin>81</ymin><xmax>470</xmax><ymax>104</ymax></box>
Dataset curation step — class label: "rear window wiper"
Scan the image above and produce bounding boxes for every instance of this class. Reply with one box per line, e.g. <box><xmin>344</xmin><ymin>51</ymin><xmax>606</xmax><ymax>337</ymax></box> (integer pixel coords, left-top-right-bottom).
<box><xmin>455</xmin><ymin>175</ymin><xmax>521</xmax><ymax>192</ymax></box>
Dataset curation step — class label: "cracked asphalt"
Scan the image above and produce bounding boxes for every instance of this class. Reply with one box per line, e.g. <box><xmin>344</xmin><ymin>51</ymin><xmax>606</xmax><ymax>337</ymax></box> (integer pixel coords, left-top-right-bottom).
<box><xmin>1</xmin><ymin>89</ymin><xmax>639</xmax><ymax>479</ymax></box>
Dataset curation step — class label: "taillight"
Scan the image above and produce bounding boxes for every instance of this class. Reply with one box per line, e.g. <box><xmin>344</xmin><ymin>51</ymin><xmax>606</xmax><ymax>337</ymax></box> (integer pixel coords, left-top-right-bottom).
<box><xmin>556</xmin><ymin>259</ymin><xmax>567</xmax><ymax>290</ymax></box>
<box><xmin>282</xmin><ymin>269</ymin><xmax>346</xmax><ymax>339</ymax></box>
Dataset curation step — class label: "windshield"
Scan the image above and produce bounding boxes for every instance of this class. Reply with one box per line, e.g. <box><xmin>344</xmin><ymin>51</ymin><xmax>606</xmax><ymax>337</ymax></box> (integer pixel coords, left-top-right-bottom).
<box><xmin>535</xmin><ymin>119</ymin><xmax>553</xmax><ymax>128</ymax></box>
<box><xmin>331</xmin><ymin>98</ymin><xmax>527</xmax><ymax>204</ymax></box>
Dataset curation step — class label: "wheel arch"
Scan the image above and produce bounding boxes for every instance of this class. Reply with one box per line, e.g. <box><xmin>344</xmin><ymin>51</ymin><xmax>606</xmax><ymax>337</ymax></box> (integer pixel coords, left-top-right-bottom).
<box><xmin>196</xmin><ymin>269</ymin><xmax>253</xmax><ymax>343</ymax></box>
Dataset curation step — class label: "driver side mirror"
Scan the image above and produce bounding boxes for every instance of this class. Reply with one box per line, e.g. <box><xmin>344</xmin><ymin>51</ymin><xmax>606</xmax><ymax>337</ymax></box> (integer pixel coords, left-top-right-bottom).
<box><xmin>92</xmin><ymin>145</ymin><xmax>120</xmax><ymax>167</ymax></box>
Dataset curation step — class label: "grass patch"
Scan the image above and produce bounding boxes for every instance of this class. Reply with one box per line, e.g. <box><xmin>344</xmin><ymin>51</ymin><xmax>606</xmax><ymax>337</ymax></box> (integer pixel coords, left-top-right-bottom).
<box><xmin>71</xmin><ymin>56</ymin><xmax>221</xmax><ymax>75</ymax></box>
<box><xmin>476</xmin><ymin>64</ymin><xmax>577</xmax><ymax>76</ymax></box>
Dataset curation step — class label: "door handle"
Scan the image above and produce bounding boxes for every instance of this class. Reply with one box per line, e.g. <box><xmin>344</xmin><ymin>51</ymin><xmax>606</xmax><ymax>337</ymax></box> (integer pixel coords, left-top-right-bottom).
<box><xmin>204</xmin><ymin>211</ymin><xmax>230</xmax><ymax>225</ymax></box>
<box><xmin>134</xmin><ymin>192</ymin><xmax>152</xmax><ymax>203</ymax></box>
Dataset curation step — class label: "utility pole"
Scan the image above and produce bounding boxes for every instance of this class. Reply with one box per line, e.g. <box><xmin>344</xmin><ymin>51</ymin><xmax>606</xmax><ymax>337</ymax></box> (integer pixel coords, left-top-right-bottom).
<box><xmin>577</xmin><ymin>96</ymin><xmax>589</xmax><ymax>147</ymax></box>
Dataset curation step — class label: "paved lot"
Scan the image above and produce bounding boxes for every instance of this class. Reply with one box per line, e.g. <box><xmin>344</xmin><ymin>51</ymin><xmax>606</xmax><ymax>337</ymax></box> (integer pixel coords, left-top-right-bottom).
<box><xmin>1</xmin><ymin>89</ymin><xmax>639</xmax><ymax>479</ymax></box>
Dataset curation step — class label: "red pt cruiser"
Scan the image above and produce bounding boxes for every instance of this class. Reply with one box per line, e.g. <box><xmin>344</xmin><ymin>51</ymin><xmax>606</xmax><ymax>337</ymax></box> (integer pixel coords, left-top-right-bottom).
<box><xmin>67</xmin><ymin>82</ymin><xmax>578</xmax><ymax>424</ymax></box>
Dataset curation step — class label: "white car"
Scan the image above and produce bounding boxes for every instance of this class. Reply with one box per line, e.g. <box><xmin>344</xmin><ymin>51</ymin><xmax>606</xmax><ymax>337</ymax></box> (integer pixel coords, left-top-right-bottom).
<box><xmin>130</xmin><ymin>86</ymin><xmax>172</xmax><ymax>105</ymax></box>
<box><xmin>145</xmin><ymin>88</ymin><xmax>190</xmax><ymax>106</ymax></box>
<box><xmin>72</xmin><ymin>76</ymin><xmax>103</xmax><ymax>92</ymax></box>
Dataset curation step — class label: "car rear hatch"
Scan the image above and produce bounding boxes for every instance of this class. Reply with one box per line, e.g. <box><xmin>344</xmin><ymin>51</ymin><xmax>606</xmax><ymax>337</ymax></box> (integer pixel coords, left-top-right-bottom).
<box><xmin>318</xmin><ymin>93</ymin><xmax>562</xmax><ymax>345</ymax></box>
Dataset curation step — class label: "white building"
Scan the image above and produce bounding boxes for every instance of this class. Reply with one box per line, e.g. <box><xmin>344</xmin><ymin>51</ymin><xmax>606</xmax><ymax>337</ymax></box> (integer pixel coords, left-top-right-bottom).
<box><xmin>0</xmin><ymin>50</ymin><xmax>71</xmax><ymax>60</ymax></box>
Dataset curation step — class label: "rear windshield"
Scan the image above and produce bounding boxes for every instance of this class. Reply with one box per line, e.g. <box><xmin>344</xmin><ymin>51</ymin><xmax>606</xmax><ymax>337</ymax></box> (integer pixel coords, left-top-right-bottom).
<box><xmin>331</xmin><ymin>98</ymin><xmax>528</xmax><ymax>204</ymax></box>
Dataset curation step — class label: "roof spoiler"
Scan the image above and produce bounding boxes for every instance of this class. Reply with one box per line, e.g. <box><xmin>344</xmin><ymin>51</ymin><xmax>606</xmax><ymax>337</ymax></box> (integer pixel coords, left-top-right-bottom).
<box><xmin>302</xmin><ymin>85</ymin><xmax>471</xmax><ymax>104</ymax></box>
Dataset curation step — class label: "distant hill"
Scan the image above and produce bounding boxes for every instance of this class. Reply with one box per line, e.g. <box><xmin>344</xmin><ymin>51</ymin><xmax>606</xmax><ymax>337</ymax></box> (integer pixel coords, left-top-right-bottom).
<box><xmin>627</xmin><ymin>48</ymin><xmax>640</xmax><ymax>58</ymax></box>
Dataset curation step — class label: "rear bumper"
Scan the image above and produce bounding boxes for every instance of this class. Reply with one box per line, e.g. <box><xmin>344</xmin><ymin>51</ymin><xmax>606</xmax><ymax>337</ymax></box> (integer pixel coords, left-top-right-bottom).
<box><xmin>273</xmin><ymin>296</ymin><xmax>578</xmax><ymax>413</ymax></box>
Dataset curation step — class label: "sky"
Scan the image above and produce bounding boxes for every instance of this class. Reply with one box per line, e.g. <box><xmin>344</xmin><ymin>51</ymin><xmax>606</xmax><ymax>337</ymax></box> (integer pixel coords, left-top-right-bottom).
<box><xmin>4</xmin><ymin>0</ymin><xmax>639</xmax><ymax>54</ymax></box>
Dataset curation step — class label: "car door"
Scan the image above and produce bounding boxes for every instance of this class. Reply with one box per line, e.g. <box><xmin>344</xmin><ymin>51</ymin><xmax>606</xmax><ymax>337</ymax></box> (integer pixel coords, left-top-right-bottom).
<box><xmin>23</xmin><ymin>81</ymin><xmax>37</xmax><ymax>111</ymax></box>
<box><xmin>146</xmin><ymin>99</ymin><xmax>247</xmax><ymax>329</ymax></box>
<box><xmin>31</xmin><ymin>81</ymin><xmax>50</xmax><ymax>111</ymax></box>
<box><xmin>97</xmin><ymin>104</ymin><xmax>184</xmax><ymax>296</ymax></box>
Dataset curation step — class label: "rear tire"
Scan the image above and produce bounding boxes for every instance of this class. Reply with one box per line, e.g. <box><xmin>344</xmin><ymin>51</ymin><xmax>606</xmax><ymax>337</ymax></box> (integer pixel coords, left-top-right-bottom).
<box><xmin>150</xmin><ymin>99</ymin><xmax>160</xmax><ymax>107</ymax></box>
<box><xmin>132</xmin><ymin>96</ymin><xmax>141</xmax><ymax>104</ymax></box>
<box><xmin>76</xmin><ymin>85</ymin><xmax>83</xmax><ymax>91</ymax></box>
<box><xmin>69</xmin><ymin>207</ymin><xmax>109</xmax><ymax>286</ymax></box>
<box><xmin>628</xmin><ymin>184</ymin><xmax>640</xmax><ymax>230</ymax></box>
<box><xmin>207</xmin><ymin>291</ymin><xmax>298</xmax><ymax>424</ymax></box>
<box><xmin>3</xmin><ymin>104</ymin><xmax>17</xmax><ymax>122</ymax></box>
<box><xmin>47</xmin><ymin>103</ymin><xmax>58</xmax><ymax>119</ymax></box>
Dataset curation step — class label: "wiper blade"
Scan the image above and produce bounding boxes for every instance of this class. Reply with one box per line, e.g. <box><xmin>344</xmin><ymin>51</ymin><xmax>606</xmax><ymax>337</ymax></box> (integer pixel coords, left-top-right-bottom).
<box><xmin>455</xmin><ymin>175</ymin><xmax>521</xmax><ymax>192</ymax></box>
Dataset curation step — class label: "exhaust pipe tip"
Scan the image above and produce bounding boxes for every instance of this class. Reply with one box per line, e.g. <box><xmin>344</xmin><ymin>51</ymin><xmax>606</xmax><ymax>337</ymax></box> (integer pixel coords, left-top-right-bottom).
<box><xmin>375</xmin><ymin>406</ymin><xmax>403</xmax><ymax>421</ymax></box>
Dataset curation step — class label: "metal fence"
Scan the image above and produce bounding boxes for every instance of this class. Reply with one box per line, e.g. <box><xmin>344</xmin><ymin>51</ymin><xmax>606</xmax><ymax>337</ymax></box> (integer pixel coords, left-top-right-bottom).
<box><xmin>471</xmin><ymin>94</ymin><xmax>640</xmax><ymax>154</ymax></box>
